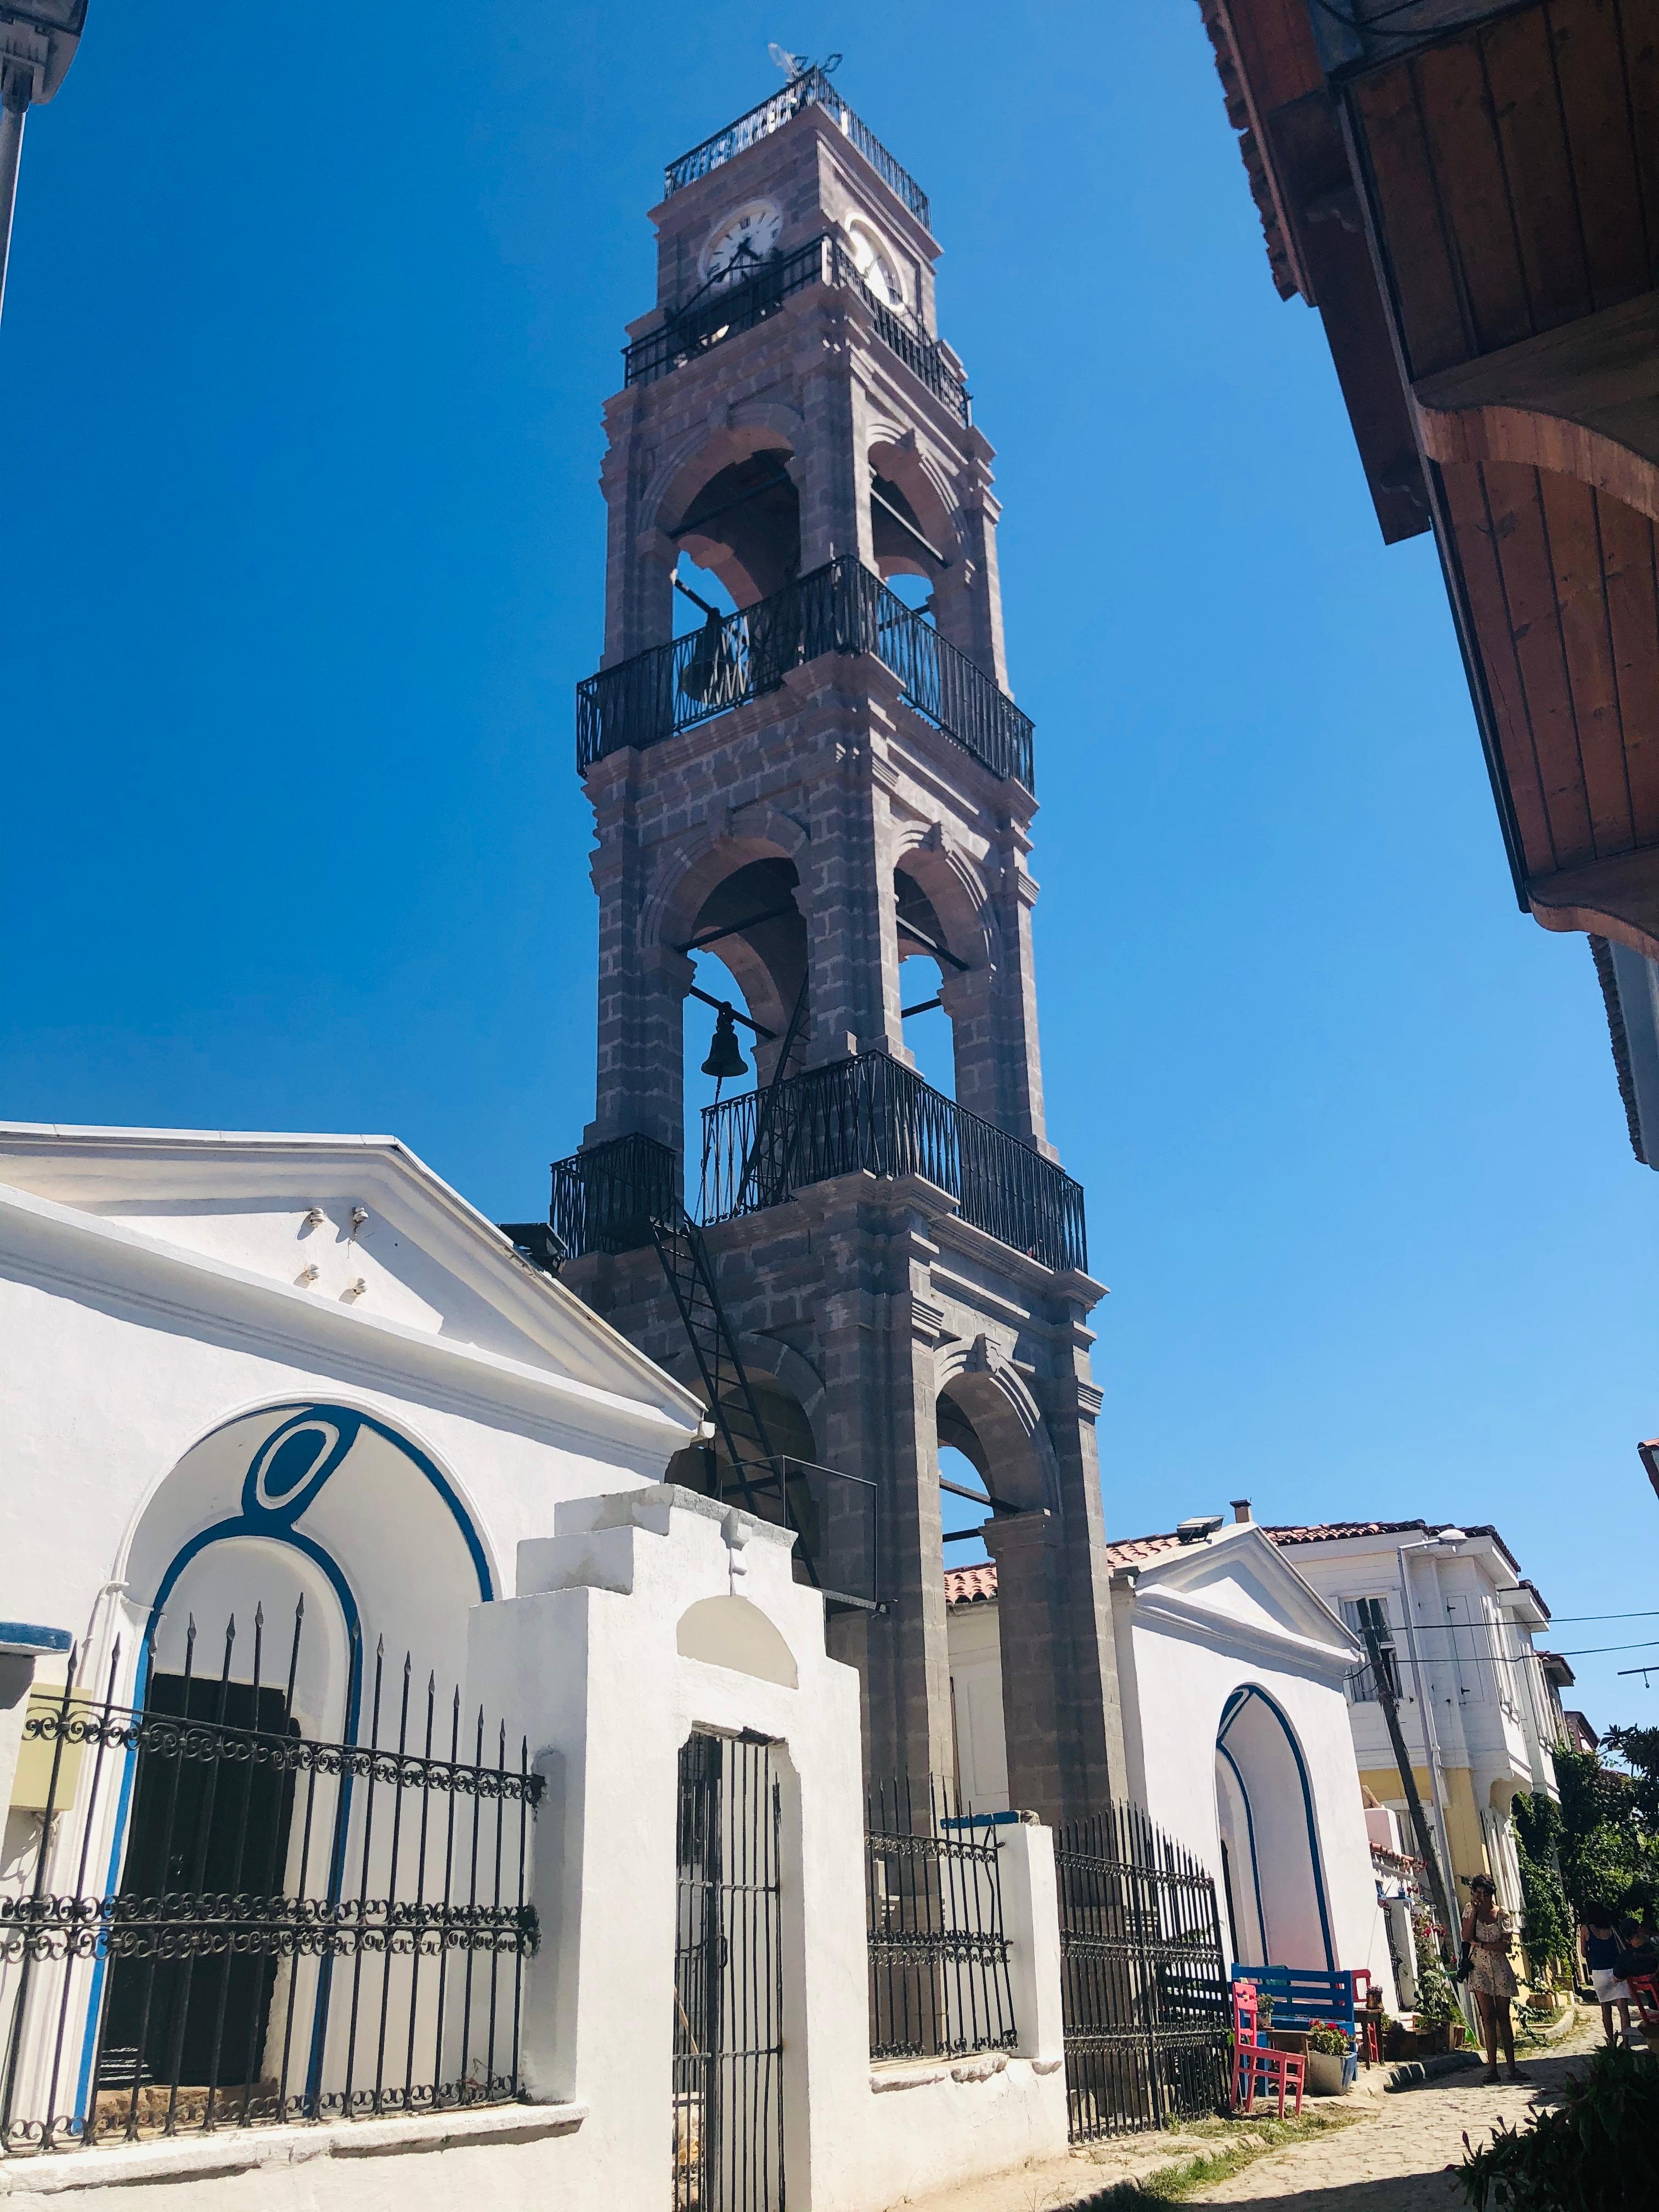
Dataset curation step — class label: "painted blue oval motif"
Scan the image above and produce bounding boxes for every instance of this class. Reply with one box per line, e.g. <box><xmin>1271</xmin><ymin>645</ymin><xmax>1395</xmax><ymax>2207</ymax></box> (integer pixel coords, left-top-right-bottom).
<box><xmin>242</xmin><ymin>1408</ymin><xmax>364</xmax><ymax>1525</ymax></box>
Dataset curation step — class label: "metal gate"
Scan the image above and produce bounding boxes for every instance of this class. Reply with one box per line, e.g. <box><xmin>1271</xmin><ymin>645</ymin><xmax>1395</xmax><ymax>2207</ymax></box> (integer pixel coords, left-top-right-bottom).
<box><xmin>673</xmin><ymin>1731</ymin><xmax>784</xmax><ymax>2212</ymax></box>
<box><xmin>1056</xmin><ymin>1804</ymin><xmax>1231</xmax><ymax>2141</ymax></box>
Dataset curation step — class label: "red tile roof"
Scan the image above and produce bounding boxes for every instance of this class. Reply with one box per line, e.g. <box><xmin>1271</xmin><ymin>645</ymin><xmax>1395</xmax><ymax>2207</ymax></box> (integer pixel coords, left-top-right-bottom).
<box><xmin>945</xmin><ymin>1529</ymin><xmax>1189</xmax><ymax>1607</ymax></box>
<box><xmin>944</xmin><ymin>1520</ymin><xmax>1523</xmax><ymax>1606</ymax></box>
<box><xmin>943</xmin><ymin>1562</ymin><xmax>998</xmax><ymax>1605</ymax></box>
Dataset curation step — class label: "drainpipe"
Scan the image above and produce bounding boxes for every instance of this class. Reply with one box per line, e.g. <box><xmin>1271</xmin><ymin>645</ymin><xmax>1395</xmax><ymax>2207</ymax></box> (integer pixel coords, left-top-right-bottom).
<box><xmin>1398</xmin><ymin>1534</ymin><xmax>1479</xmax><ymax>2036</ymax></box>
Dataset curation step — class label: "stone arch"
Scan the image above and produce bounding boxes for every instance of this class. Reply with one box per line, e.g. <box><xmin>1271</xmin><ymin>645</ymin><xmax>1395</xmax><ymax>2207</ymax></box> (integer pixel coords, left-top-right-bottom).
<box><xmin>649</xmin><ymin>411</ymin><xmax>806</xmax><ymax>606</ymax></box>
<box><xmin>677</xmin><ymin>1596</ymin><xmax>798</xmax><ymax>1688</ymax></box>
<box><xmin>867</xmin><ymin>430</ymin><xmax>962</xmax><ymax>578</ymax></box>
<box><xmin>933</xmin><ymin>1347</ymin><xmax>1057</xmax><ymax>1517</ymax></box>
<box><xmin>892</xmin><ymin>827</ymin><xmax>996</xmax><ymax>973</ymax></box>
<box><xmin>648</xmin><ymin>820</ymin><xmax>812</xmax><ymax>1079</ymax></box>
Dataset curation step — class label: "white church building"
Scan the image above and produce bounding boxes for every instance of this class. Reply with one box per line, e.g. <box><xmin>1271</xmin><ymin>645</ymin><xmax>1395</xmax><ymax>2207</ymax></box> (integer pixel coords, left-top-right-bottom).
<box><xmin>948</xmin><ymin>1515</ymin><xmax>1397</xmax><ymax>2001</ymax></box>
<box><xmin>0</xmin><ymin>1120</ymin><xmax>1398</xmax><ymax>2212</ymax></box>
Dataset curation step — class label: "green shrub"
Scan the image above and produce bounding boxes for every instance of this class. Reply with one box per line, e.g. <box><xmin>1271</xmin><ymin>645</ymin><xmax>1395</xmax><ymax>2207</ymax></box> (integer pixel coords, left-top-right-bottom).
<box><xmin>1411</xmin><ymin>1905</ymin><xmax>1458</xmax><ymax>2025</ymax></box>
<box><xmin>1305</xmin><ymin>2022</ymin><xmax>1348</xmax><ymax>2056</ymax></box>
<box><xmin>1455</xmin><ymin>2042</ymin><xmax>1659</xmax><ymax>2211</ymax></box>
<box><xmin>1513</xmin><ymin>1792</ymin><xmax>1575</xmax><ymax>1978</ymax></box>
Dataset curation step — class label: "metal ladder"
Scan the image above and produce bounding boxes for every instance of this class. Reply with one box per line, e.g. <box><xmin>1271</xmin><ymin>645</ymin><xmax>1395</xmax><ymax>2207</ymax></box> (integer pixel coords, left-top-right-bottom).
<box><xmin>651</xmin><ymin>975</ymin><xmax>816</xmax><ymax>1578</ymax></box>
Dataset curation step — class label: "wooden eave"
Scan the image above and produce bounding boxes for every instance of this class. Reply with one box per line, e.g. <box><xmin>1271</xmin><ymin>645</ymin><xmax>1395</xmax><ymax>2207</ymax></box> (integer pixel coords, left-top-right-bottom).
<box><xmin>1199</xmin><ymin>0</ymin><xmax>1659</xmax><ymax>954</ymax></box>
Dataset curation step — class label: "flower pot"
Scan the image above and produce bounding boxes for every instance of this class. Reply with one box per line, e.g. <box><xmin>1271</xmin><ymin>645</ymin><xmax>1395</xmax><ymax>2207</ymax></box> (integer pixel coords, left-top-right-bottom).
<box><xmin>1304</xmin><ymin>2049</ymin><xmax>1348</xmax><ymax>2096</ymax></box>
<box><xmin>1409</xmin><ymin>2022</ymin><xmax>1451</xmax><ymax>2056</ymax></box>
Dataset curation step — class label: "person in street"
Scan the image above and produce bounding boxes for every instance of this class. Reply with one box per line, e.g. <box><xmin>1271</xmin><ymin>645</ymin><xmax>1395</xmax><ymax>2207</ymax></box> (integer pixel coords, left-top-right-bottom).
<box><xmin>1579</xmin><ymin>1904</ymin><xmax>1634</xmax><ymax>2043</ymax></box>
<box><xmin>1462</xmin><ymin>1874</ymin><xmax>1527</xmax><ymax>2084</ymax></box>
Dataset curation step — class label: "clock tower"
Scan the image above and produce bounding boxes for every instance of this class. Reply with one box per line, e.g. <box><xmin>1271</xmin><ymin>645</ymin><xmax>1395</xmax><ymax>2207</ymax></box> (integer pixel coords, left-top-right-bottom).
<box><xmin>535</xmin><ymin>68</ymin><xmax>1126</xmax><ymax>1818</ymax></box>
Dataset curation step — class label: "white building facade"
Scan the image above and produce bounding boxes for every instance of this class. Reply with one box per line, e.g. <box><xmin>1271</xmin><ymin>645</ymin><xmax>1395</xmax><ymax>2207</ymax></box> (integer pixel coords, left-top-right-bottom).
<box><xmin>1259</xmin><ymin>1518</ymin><xmax>1561</xmax><ymax>1926</ymax></box>
<box><xmin>947</xmin><ymin>1519</ymin><xmax>1399</xmax><ymax>2007</ymax></box>
<box><xmin>0</xmin><ymin>1124</ymin><xmax>1080</xmax><ymax>2210</ymax></box>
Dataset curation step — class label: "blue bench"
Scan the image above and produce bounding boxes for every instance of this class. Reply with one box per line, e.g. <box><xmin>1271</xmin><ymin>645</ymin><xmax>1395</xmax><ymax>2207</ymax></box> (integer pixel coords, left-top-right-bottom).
<box><xmin>1230</xmin><ymin>1965</ymin><xmax>1357</xmax><ymax>2035</ymax></box>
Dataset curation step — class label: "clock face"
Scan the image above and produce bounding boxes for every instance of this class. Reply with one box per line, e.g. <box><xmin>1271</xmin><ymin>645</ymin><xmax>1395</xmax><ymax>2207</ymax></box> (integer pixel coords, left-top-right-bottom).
<box><xmin>844</xmin><ymin>218</ymin><xmax>904</xmax><ymax>309</ymax></box>
<box><xmin>701</xmin><ymin>201</ymin><xmax>783</xmax><ymax>287</ymax></box>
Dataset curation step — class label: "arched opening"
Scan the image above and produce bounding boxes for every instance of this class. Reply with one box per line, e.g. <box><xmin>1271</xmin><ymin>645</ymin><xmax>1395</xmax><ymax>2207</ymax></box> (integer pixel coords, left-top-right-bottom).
<box><xmin>54</xmin><ymin>1403</ymin><xmax>501</xmax><ymax>2131</ymax></box>
<box><xmin>868</xmin><ymin>439</ymin><xmax>952</xmax><ymax>611</ymax></box>
<box><xmin>679</xmin><ymin>854</ymin><xmax>808</xmax><ymax>1176</ymax></box>
<box><xmin>1215</xmin><ymin>1687</ymin><xmax>1334</xmax><ymax>1971</ymax></box>
<box><xmin>672</xmin><ymin>448</ymin><xmax>800</xmax><ymax>608</ymax></box>
<box><xmin>895</xmin><ymin>863</ymin><xmax>962</xmax><ymax>1099</ymax></box>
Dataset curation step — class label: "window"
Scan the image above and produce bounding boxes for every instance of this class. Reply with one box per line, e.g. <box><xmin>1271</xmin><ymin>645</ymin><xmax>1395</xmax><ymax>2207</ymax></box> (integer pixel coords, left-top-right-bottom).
<box><xmin>1341</xmin><ymin>1596</ymin><xmax>1401</xmax><ymax>1705</ymax></box>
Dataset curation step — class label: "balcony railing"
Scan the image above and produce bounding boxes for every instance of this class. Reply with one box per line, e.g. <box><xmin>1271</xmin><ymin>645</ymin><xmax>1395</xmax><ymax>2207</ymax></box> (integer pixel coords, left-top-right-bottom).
<box><xmin>548</xmin><ymin>1131</ymin><xmax>681</xmax><ymax>1260</ymax></box>
<box><xmin>664</xmin><ymin>68</ymin><xmax>930</xmax><ymax>231</ymax></box>
<box><xmin>577</xmin><ymin>557</ymin><xmax>1034</xmax><ymax>788</ymax></box>
<box><xmin>623</xmin><ymin>232</ymin><xmax>968</xmax><ymax>426</ymax></box>
<box><xmin>700</xmin><ymin>1051</ymin><xmax>1088</xmax><ymax>1274</ymax></box>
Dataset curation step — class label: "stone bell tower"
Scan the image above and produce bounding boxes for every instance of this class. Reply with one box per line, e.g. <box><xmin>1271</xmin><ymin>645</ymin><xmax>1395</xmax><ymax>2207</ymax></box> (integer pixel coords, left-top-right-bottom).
<box><xmin>537</xmin><ymin>67</ymin><xmax>1126</xmax><ymax>1821</ymax></box>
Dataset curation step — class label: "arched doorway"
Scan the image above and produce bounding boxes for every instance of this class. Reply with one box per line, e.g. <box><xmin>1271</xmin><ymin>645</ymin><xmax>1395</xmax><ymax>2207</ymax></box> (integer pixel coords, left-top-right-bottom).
<box><xmin>1214</xmin><ymin>1687</ymin><xmax>1334</xmax><ymax>1971</ymax></box>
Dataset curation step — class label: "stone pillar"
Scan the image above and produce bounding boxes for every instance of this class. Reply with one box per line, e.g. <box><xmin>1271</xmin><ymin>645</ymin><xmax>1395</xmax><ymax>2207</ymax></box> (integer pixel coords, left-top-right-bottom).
<box><xmin>600</xmin><ymin>396</ymin><xmax>675</xmax><ymax>666</ymax></box>
<box><xmin>585</xmin><ymin>760</ymin><xmax>689</xmax><ymax>1153</ymax></box>
<box><xmin>989</xmin><ymin>820</ymin><xmax>1050</xmax><ymax>1151</ymax></box>
<box><xmin>795</xmin><ymin>303</ymin><xmax>878</xmax><ymax>574</ymax></box>
<box><xmin>796</xmin><ymin>668</ymin><xmax>909</xmax><ymax>1066</ymax></box>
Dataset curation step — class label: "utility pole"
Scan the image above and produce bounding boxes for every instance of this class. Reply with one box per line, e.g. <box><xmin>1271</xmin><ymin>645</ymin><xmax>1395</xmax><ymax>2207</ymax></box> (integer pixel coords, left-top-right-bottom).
<box><xmin>1358</xmin><ymin>1601</ymin><xmax>1459</xmax><ymax>1968</ymax></box>
<box><xmin>0</xmin><ymin>3</ymin><xmax>89</xmax><ymax>331</ymax></box>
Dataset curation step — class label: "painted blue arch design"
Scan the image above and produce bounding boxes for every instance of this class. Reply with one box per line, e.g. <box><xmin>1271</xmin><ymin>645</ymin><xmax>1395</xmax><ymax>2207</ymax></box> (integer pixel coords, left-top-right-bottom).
<box><xmin>1218</xmin><ymin>1683</ymin><xmax>1335</xmax><ymax>1972</ymax></box>
<box><xmin>77</xmin><ymin>1403</ymin><xmax>495</xmax><ymax>2121</ymax></box>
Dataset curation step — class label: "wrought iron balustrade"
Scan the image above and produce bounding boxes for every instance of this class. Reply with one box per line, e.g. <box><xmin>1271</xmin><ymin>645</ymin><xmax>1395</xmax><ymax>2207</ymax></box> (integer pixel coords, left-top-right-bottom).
<box><xmin>577</xmin><ymin>557</ymin><xmax>1033</xmax><ymax>789</ymax></box>
<box><xmin>548</xmin><ymin>1131</ymin><xmax>681</xmax><ymax>1260</ymax></box>
<box><xmin>0</xmin><ymin>1612</ymin><xmax>539</xmax><ymax>2154</ymax></box>
<box><xmin>623</xmin><ymin>232</ymin><xmax>968</xmax><ymax>426</ymax></box>
<box><xmin>1056</xmin><ymin>1804</ymin><xmax>1231</xmax><ymax>2140</ymax></box>
<box><xmin>865</xmin><ymin>1778</ymin><xmax>1016</xmax><ymax>2062</ymax></box>
<box><xmin>699</xmin><ymin>1051</ymin><xmax>1087</xmax><ymax>1274</ymax></box>
<box><xmin>664</xmin><ymin>68</ymin><xmax>930</xmax><ymax>230</ymax></box>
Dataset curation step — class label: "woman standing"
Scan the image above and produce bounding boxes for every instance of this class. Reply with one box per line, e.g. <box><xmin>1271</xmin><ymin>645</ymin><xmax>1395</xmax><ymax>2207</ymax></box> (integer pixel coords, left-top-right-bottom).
<box><xmin>1463</xmin><ymin>1875</ymin><xmax>1528</xmax><ymax>2085</ymax></box>
<box><xmin>1579</xmin><ymin>1906</ymin><xmax>1634</xmax><ymax>2044</ymax></box>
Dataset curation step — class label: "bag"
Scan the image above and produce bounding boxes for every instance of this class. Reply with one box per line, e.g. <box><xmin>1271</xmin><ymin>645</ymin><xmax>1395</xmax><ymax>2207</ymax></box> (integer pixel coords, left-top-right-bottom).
<box><xmin>1452</xmin><ymin>1942</ymin><xmax>1474</xmax><ymax>1984</ymax></box>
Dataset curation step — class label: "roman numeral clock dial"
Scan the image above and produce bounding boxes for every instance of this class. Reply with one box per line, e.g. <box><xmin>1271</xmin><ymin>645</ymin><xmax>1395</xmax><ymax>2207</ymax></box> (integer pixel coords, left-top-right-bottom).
<box><xmin>701</xmin><ymin>200</ymin><xmax>783</xmax><ymax>287</ymax></box>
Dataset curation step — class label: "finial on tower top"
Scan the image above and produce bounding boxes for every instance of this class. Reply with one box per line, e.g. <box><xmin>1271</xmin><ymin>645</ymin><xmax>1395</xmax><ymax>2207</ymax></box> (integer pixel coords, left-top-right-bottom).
<box><xmin>767</xmin><ymin>44</ymin><xmax>840</xmax><ymax>81</ymax></box>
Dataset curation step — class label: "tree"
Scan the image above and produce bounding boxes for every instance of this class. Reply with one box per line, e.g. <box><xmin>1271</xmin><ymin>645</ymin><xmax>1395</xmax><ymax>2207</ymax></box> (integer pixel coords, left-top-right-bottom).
<box><xmin>1512</xmin><ymin>1791</ymin><xmax>1574</xmax><ymax>1979</ymax></box>
<box><xmin>1551</xmin><ymin>1739</ymin><xmax>1659</xmax><ymax>1922</ymax></box>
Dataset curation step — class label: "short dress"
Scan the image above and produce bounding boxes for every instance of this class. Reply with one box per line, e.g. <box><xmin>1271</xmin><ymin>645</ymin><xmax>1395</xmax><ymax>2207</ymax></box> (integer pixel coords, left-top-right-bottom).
<box><xmin>1465</xmin><ymin>1910</ymin><xmax>1519</xmax><ymax>2001</ymax></box>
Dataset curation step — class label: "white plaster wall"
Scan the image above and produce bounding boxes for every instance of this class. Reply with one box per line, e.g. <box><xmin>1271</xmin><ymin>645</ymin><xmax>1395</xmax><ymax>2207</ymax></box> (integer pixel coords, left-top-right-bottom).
<box><xmin>0</xmin><ymin>1246</ymin><xmax>693</xmax><ymax>1666</ymax></box>
<box><xmin>946</xmin><ymin>1603</ymin><xmax>1009</xmax><ymax>1814</ymax></box>
<box><xmin>1120</xmin><ymin>1616</ymin><xmax>1397</xmax><ymax>2008</ymax></box>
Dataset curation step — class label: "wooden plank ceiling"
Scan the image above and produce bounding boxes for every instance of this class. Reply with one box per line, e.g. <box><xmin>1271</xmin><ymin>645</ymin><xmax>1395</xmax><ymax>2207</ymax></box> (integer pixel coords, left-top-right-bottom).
<box><xmin>1203</xmin><ymin>0</ymin><xmax>1659</xmax><ymax>951</ymax></box>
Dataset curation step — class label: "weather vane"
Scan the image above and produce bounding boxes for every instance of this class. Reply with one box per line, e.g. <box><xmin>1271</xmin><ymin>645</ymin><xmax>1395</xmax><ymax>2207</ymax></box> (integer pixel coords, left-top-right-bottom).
<box><xmin>768</xmin><ymin>44</ymin><xmax>842</xmax><ymax>81</ymax></box>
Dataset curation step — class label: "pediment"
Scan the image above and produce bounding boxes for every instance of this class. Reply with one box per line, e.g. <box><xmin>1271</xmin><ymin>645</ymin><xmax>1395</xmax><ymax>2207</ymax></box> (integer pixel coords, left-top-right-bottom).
<box><xmin>0</xmin><ymin>1123</ymin><xmax>698</xmax><ymax>1429</ymax></box>
<box><xmin>1127</xmin><ymin>1526</ymin><xmax>1359</xmax><ymax>1660</ymax></box>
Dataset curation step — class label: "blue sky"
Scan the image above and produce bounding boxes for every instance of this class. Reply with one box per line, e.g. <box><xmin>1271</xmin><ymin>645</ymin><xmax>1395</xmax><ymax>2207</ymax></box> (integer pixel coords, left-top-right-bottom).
<box><xmin>4</xmin><ymin>3</ymin><xmax>1654</xmax><ymax>1731</ymax></box>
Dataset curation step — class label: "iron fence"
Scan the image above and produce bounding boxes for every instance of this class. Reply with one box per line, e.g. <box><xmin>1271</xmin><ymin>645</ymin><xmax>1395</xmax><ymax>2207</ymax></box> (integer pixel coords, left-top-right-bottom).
<box><xmin>548</xmin><ymin>1131</ymin><xmax>681</xmax><ymax>1259</ymax></box>
<box><xmin>1056</xmin><ymin>1804</ymin><xmax>1230</xmax><ymax>2141</ymax></box>
<box><xmin>865</xmin><ymin>1780</ymin><xmax>1017</xmax><ymax>2062</ymax></box>
<box><xmin>675</xmin><ymin>1731</ymin><xmax>783</xmax><ymax>2212</ymax></box>
<box><xmin>664</xmin><ymin>68</ymin><xmax>930</xmax><ymax>229</ymax></box>
<box><xmin>624</xmin><ymin>233</ymin><xmax>965</xmax><ymax>425</ymax></box>
<box><xmin>700</xmin><ymin>1051</ymin><xmax>1087</xmax><ymax>1274</ymax></box>
<box><xmin>578</xmin><ymin>558</ymin><xmax>1031</xmax><ymax>788</ymax></box>
<box><xmin>0</xmin><ymin>1606</ymin><xmax>540</xmax><ymax>2153</ymax></box>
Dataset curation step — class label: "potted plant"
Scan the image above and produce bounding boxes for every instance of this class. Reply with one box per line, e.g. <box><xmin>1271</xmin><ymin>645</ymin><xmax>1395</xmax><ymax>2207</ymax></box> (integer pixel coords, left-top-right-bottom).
<box><xmin>1408</xmin><ymin>1911</ymin><xmax>1459</xmax><ymax>2055</ymax></box>
<box><xmin>1304</xmin><ymin>2022</ymin><xmax>1351</xmax><ymax>2095</ymax></box>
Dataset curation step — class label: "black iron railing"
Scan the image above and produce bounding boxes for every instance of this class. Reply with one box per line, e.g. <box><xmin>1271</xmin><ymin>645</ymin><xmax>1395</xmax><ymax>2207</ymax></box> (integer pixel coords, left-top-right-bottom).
<box><xmin>578</xmin><ymin>558</ymin><xmax>1032</xmax><ymax>789</ymax></box>
<box><xmin>664</xmin><ymin>69</ymin><xmax>930</xmax><ymax>229</ymax></box>
<box><xmin>0</xmin><ymin>1610</ymin><xmax>539</xmax><ymax>2153</ymax></box>
<box><xmin>548</xmin><ymin>1131</ymin><xmax>680</xmax><ymax>1259</ymax></box>
<box><xmin>1056</xmin><ymin>1804</ymin><xmax>1231</xmax><ymax>2142</ymax></box>
<box><xmin>700</xmin><ymin>1052</ymin><xmax>1087</xmax><ymax>1274</ymax></box>
<box><xmin>674</xmin><ymin>1732</ymin><xmax>784</xmax><ymax>2212</ymax></box>
<box><xmin>623</xmin><ymin>232</ymin><xmax>967</xmax><ymax>424</ymax></box>
<box><xmin>866</xmin><ymin>1779</ymin><xmax>1017</xmax><ymax>2062</ymax></box>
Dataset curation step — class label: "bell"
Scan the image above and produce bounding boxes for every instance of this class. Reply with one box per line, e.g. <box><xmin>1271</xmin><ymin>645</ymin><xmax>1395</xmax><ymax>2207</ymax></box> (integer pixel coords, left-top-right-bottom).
<box><xmin>701</xmin><ymin>1003</ymin><xmax>748</xmax><ymax>1081</ymax></box>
